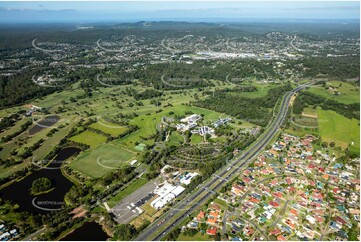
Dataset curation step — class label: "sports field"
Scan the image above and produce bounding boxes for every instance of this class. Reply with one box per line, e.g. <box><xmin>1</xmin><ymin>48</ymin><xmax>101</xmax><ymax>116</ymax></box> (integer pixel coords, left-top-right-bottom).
<box><xmin>89</xmin><ymin>120</ymin><xmax>128</xmax><ymax>136</ymax></box>
<box><xmin>69</xmin><ymin>143</ymin><xmax>136</xmax><ymax>178</ymax></box>
<box><xmin>308</xmin><ymin>81</ymin><xmax>359</xmax><ymax>104</ymax></box>
<box><xmin>317</xmin><ymin>109</ymin><xmax>360</xmax><ymax>155</ymax></box>
<box><xmin>69</xmin><ymin>130</ymin><xmax>107</xmax><ymax>148</ymax></box>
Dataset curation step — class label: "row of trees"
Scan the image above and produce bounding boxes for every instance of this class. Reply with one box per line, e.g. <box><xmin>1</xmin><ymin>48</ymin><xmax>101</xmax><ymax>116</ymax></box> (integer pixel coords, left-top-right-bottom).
<box><xmin>293</xmin><ymin>91</ymin><xmax>360</xmax><ymax>120</ymax></box>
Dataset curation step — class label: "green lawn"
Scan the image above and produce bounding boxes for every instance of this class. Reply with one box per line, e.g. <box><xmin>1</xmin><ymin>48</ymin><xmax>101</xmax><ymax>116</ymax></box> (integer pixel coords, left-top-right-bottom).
<box><xmin>177</xmin><ymin>231</ymin><xmax>212</xmax><ymax>241</ymax></box>
<box><xmin>69</xmin><ymin>130</ymin><xmax>107</xmax><ymax>148</ymax></box>
<box><xmin>308</xmin><ymin>81</ymin><xmax>359</xmax><ymax>104</ymax></box>
<box><xmin>213</xmin><ymin>198</ymin><xmax>228</xmax><ymax>209</ymax></box>
<box><xmin>89</xmin><ymin>121</ymin><xmax>128</xmax><ymax>136</ymax></box>
<box><xmin>168</xmin><ymin>132</ymin><xmax>184</xmax><ymax>146</ymax></box>
<box><xmin>317</xmin><ymin>109</ymin><xmax>360</xmax><ymax>155</ymax></box>
<box><xmin>69</xmin><ymin>143</ymin><xmax>136</xmax><ymax>178</ymax></box>
<box><xmin>108</xmin><ymin>177</ymin><xmax>148</xmax><ymax>208</ymax></box>
<box><xmin>190</xmin><ymin>134</ymin><xmax>204</xmax><ymax>145</ymax></box>
<box><xmin>236</xmin><ymin>83</ymin><xmax>275</xmax><ymax>98</ymax></box>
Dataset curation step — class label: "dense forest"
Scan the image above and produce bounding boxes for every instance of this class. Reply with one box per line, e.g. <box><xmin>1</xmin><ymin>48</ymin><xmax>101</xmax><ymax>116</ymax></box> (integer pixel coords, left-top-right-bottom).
<box><xmin>194</xmin><ymin>84</ymin><xmax>292</xmax><ymax>126</ymax></box>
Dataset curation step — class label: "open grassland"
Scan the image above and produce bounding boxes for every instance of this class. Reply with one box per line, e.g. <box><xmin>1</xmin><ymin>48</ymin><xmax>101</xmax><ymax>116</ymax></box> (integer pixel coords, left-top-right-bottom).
<box><xmin>177</xmin><ymin>232</ymin><xmax>213</xmax><ymax>241</ymax></box>
<box><xmin>89</xmin><ymin>121</ymin><xmax>128</xmax><ymax>136</ymax></box>
<box><xmin>293</xmin><ymin>115</ymin><xmax>318</xmax><ymax>127</ymax></box>
<box><xmin>235</xmin><ymin>83</ymin><xmax>277</xmax><ymax>98</ymax></box>
<box><xmin>69</xmin><ymin>143</ymin><xmax>136</xmax><ymax>178</ymax></box>
<box><xmin>308</xmin><ymin>81</ymin><xmax>359</xmax><ymax>104</ymax></box>
<box><xmin>302</xmin><ymin>107</ymin><xmax>318</xmax><ymax>118</ymax></box>
<box><xmin>69</xmin><ymin>130</ymin><xmax>107</xmax><ymax>148</ymax></box>
<box><xmin>317</xmin><ymin>109</ymin><xmax>360</xmax><ymax>155</ymax></box>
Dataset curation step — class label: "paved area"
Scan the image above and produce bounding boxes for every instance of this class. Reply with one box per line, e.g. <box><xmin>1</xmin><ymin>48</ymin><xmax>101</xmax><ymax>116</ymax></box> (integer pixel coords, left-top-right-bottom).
<box><xmin>111</xmin><ymin>179</ymin><xmax>159</xmax><ymax>224</ymax></box>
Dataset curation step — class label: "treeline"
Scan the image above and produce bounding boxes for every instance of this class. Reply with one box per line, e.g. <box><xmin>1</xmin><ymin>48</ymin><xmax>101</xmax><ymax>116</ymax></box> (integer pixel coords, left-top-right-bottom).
<box><xmin>1</xmin><ymin>120</ymin><xmax>32</xmax><ymax>143</ymax></box>
<box><xmin>194</xmin><ymin>84</ymin><xmax>292</xmax><ymax>126</ymax></box>
<box><xmin>0</xmin><ymin>70</ymin><xmax>60</xmax><ymax>108</ymax></box>
<box><xmin>293</xmin><ymin>91</ymin><xmax>360</xmax><ymax>120</ymax></box>
<box><xmin>0</xmin><ymin>113</ymin><xmax>23</xmax><ymax>132</ymax></box>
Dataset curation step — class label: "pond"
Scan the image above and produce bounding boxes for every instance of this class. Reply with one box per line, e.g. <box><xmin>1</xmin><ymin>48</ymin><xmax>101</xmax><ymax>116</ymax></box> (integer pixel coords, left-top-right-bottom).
<box><xmin>0</xmin><ymin>147</ymin><xmax>80</xmax><ymax>213</ymax></box>
<box><xmin>60</xmin><ymin>221</ymin><xmax>109</xmax><ymax>241</ymax></box>
<box><xmin>28</xmin><ymin>115</ymin><xmax>60</xmax><ymax>135</ymax></box>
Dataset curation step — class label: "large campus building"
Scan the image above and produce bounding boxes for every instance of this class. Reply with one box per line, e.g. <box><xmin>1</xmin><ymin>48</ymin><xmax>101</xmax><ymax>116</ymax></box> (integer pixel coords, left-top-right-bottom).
<box><xmin>151</xmin><ymin>183</ymin><xmax>185</xmax><ymax>210</ymax></box>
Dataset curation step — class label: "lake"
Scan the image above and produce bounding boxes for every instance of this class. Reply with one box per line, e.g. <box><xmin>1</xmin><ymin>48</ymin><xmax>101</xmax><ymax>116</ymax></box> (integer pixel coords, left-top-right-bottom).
<box><xmin>0</xmin><ymin>147</ymin><xmax>80</xmax><ymax>213</ymax></box>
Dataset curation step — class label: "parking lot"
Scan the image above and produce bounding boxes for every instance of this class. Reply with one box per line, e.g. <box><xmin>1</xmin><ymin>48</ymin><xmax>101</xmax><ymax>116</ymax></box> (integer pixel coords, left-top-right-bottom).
<box><xmin>110</xmin><ymin>179</ymin><xmax>160</xmax><ymax>224</ymax></box>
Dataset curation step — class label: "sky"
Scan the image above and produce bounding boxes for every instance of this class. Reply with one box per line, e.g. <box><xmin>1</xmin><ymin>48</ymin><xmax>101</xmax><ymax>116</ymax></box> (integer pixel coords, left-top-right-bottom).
<box><xmin>0</xmin><ymin>1</ymin><xmax>359</xmax><ymax>23</ymax></box>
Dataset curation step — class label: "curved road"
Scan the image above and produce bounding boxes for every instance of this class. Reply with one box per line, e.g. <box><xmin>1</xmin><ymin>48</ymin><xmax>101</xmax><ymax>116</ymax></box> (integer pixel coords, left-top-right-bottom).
<box><xmin>135</xmin><ymin>84</ymin><xmax>309</xmax><ymax>241</ymax></box>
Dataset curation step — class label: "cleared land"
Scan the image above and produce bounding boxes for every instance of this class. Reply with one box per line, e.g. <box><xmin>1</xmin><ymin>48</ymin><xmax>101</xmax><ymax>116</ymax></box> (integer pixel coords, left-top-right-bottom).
<box><xmin>69</xmin><ymin>130</ymin><xmax>107</xmax><ymax>148</ymax></box>
<box><xmin>317</xmin><ymin>109</ymin><xmax>360</xmax><ymax>155</ymax></box>
<box><xmin>308</xmin><ymin>81</ymin><xmax>359</xmax><ymax>104</ymax></box>
<box><xmin>69</xmin><ymin>143</ymin><xmax>135</xmax><ymax>178</ymax></box>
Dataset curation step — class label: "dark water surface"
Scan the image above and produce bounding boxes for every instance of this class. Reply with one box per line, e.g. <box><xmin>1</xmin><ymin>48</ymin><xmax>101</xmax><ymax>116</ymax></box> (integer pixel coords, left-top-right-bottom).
<box><xmin>0</xmin><ymin>147</ymin><xmax>80</xmax><ymax>213</ymax></box>
<box><xmin>60</xmin><ymin>221</ymin><xmax>109</xmax><ymax>241</ymax></box>
<box><xmin>28</xmin><ymin>115</ymin><xmax>60</xmax><ymax>135</ymax></box>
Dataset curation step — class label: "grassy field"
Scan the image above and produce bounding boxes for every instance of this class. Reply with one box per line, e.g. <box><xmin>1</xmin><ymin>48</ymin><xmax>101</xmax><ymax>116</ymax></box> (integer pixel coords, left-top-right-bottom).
<box><xmin>177</xmin><ymin>231</ymin><xmax>213</xmax><ymax>241</ymax></box>
<box><xmin>190</xmin><ymin>134</ymin><xmax>204</xmax><ymax>145</ymax></box>
<box><xmin>69</xmin><ymin>143</ymin><xmax>136</xmax><ymax>178</ymax></box>
<box><xmin>213</xmin><ymin>198</ymin><xmax>228</xmax><ymax>209</ymax></box>
<box><xmin>108</xmin><ymin>177</ymin><xmax>148</xmax><ymax>208</ymax></box>
<box><xmin>89</xmin><ymin>121</ymin><xmax>128</xmax><ymax>136</ymax></box>
<box><xmin>317</xmin><ymin>109</ymin><xmax>360</xmax><ymax>155</ymax></box>
<box><xmin>302</xmin><ymin>107</ymin><xmax>318</xmax><ymax>117</ymax></box>
<box><xmin>168</xmin><ymin>132</ymin><xmax>184</xmax><ymax>146</ymax></box>
<box><xmin>293</xmin><ymin>115</ymin><xmax>318</xmax><ymax>127</ymax></box>
<box><xmin>69</xmin><ymin>130</ymin><xmax>107</xmax><ymax>148</ymax></box>
<box><xmin>308</xmin><ymin>81</ymin><xmax>359</xmax><ymax>104</ymax></box>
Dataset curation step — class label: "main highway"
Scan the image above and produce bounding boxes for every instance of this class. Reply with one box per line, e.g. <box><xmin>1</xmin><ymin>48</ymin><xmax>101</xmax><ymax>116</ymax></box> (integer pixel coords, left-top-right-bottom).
<box><xmin>135</xmin><ymin>84</ymin><xmax>309</xmax><ymax>241</ymax></box>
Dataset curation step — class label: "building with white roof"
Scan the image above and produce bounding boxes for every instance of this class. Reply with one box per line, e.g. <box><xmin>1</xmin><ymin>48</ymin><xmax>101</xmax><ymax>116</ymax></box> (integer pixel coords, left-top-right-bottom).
<box><xmin>180</xmin><ymin>172</ymin><xmax>199</xmax><ymax>185</ymax></box>
<box><xmin>151</xmin><ymin>183</ymin><xmax>185</xmax><ymax>209</ymax></box>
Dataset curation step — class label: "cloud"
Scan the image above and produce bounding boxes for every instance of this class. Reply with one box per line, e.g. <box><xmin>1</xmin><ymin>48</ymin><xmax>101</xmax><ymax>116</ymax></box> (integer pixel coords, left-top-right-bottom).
<box><xmin>283</xmin><ymin>6</ymin><xmax>360</xmax><ymax>11</ymax></box>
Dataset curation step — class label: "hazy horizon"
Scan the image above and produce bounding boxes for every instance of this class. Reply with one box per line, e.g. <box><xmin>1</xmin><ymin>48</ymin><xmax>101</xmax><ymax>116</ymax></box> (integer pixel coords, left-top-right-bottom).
<box><xmin>0</xmin><ymin>1</ymin><xmax>359</xmax><ymax>24</ymax></box>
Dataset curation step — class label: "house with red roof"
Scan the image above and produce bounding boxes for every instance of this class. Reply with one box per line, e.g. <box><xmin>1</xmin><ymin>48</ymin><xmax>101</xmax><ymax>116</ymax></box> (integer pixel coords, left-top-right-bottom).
<box><xmin>273</xmin><ymin>192</ymin><xmax>283</xmax><ymax>198</ymax></box>
<box><xmin>197</xmin><ymin>211</ymin><xmax>205</xmax><ymax>221</ymax></box>
<box><xmin>232</xmin><ymin>184</ymin><xmax>244</xmax><ymax>196</ymax></box>
<box><xmin>206</xmin><ymin>227</ymin><xmax>217</xmax><ymax>236</ymax></box>
<box><xmin>277</xmin><ymin>235</ymin><xmax>287</xmax><ymax>241</ymax></box>
<box><xmin>269</xmin><ymin>201</ymin><xmax>279</xmax><ymax>207</ymax></box>
<box><xmin>289</xmin><ymin>208</ymin><xmax>298</xmax><ymax>216</ymax></box>
<box><xmin>269</xmin><ymin>228</ymin><xmax>281</xmax><ymax>235</ymax></box>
